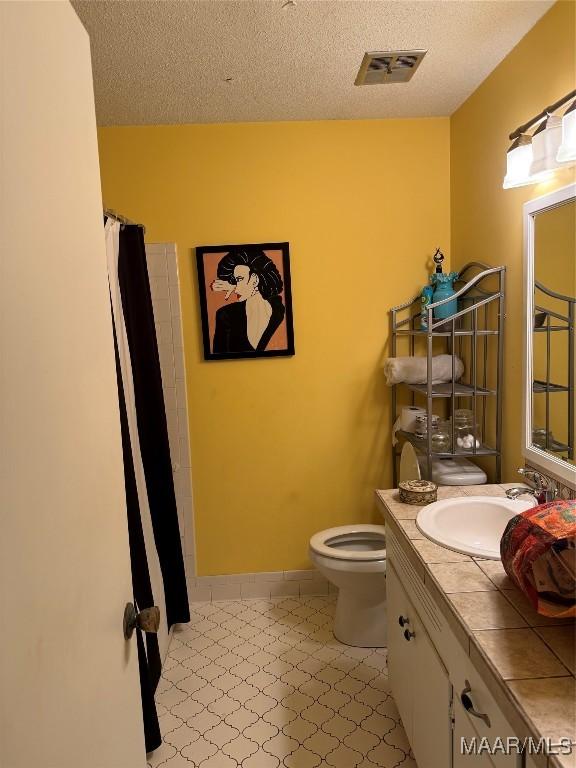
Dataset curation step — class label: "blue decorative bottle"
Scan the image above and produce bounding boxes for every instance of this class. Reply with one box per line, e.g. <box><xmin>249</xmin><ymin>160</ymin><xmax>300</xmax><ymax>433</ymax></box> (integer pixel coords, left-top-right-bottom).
<box><xmin>420</xmin><ymin>285</ymin><xmax>434</xmax><ymax>329</ymax></box>
<box><xmin>429</xmin><ymin>249</ymin><xmax>458</xmax><ymax>320</ymax></box>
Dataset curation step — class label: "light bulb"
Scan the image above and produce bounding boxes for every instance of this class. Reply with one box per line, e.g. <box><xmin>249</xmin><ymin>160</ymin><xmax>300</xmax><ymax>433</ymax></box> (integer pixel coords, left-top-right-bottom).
<box><xmin>557</xmin><ymin>101</ymin><xmax>576</xmax><ymax>163</ymax></box>
<box><xmin>503</xmin><ymin>134</ymin><xmax>550</xmax><ymax>189</ymax></box>
<box><xmin>530</xmin><ymin>115</ymin><xmax>565</xmax><ymax>175</ymax></box>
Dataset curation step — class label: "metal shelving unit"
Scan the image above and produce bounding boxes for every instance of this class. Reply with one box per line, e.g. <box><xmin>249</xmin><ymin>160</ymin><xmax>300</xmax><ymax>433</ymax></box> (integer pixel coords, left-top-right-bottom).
<box><xmin>390</xmin><ymin>262</ymin><xmax>506</xmax><ymax>486</ymax></box>
<box><xmin>532</xmin><ymin>280</ymin><xmax>575</xmax><ymax>459</ymax></box>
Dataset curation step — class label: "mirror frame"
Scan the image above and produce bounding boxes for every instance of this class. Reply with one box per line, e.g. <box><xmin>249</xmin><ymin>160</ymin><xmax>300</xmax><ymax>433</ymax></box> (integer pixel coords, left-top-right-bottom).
<box><xmin>523</xmin><ymin>182</ymin><xmax>576</xmax><ymax>489</ymax></box>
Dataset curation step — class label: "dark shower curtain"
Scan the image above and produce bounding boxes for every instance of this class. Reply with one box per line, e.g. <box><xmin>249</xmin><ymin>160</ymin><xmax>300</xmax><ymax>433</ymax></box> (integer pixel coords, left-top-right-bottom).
<box><xmin>113</xmin><ymin>327</ymin><xmax>162</xmax><ymax>752</ymax></box>
<box><xmin>106</xmin><ymin>218</ymin><xmax>190</xmax><ymax>752</ymax></box>
<box><xmin>117</xmin><ymin>225</ymin><xmax>190</xmax><ymax>630</ymax></box>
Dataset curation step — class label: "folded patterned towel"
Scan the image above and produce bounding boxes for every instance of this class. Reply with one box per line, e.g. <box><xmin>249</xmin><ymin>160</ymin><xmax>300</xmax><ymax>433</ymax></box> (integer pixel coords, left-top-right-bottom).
<box><xmin>500</xmin><ymin>499</ymin><xmax>576</xmax><ymax>619</ymax></box>
<box><xmin>383</xmin><ymin>355</ymin><xmax>464</xmax><ymax>386</ymax></box>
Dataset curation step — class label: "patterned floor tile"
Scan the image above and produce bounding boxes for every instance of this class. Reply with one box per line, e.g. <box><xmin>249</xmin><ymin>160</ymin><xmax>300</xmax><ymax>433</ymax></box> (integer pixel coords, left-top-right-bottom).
<box><xmin>222</xmin><ymin>734</ymin><xmax>260</xmax><ymax>762</ymax></box>
<box><xmin>263</xmin><ymin>732</ymin><xmax>300</xmax><ymax>759</ymax></box>
<box><xmin>244</xmin><ymin>751</ymin><xmax>280</xmax><ymax>768</ymax></box>
<box><xmin>303</xmin><ymin>730</ymin><xmax>339</xmax><ymax>757</ymax></box>
<box><xmin>284</xmin><ymin>746</ymin><xmax>322</xmax><ymax>768</ymax></box>
<box><xmin>282</xmin><ymin>716</ymin><xmax>317</xmax><ymax>742</ymax></box>
<box><xmin>204</xmin><ymin>721</ymin><xmax>239</xmax><ymax>748</ymax></box>
<box><xmin>243</xmin><ymin>719</ymin><xmax>279</xmax><ymax>746</ymax></box>
<box><xmin>180</xmin><ymin>736</ymin><xmax>218</xmax><ymax>764</ymax></box>
<box><xmin>147</xmin><ymin>595</ymin><xmax>417</xmax><ymax>767</ymax></box>
<box><xmin>164</xmin><ymin>724</ymin><xmax>200</xmax><ymax>750</ymax></box>
<box><xmin>225</xmin><ymin>706</ymin><xmax>260</xmax><ymax>732</ymax></box>
<box><xmin>207</xmin><ymin>696</ymin><xmax>240</xmax><ymax>718</ymax></box>
<box><xmin>158</xmin><ymin>712</ymin><xmax>184</xmax><ymax>734</ymax></box>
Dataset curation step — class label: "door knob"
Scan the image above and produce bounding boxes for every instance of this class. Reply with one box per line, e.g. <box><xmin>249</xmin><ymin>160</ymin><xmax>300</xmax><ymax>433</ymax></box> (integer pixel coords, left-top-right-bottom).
<box><xmin>123</xmin><ymin>603</ymin><xmax>160</xmax><ymax>640</ymax></box>
<box><xmin>403</xmin><ymin>628</ymin><xmax>416</xmax><ymax>641</ymax></box>
<box><xmin>398</xmin><ymin>615</ymin><xmax>410</xmax><ymax>627</ymax></box>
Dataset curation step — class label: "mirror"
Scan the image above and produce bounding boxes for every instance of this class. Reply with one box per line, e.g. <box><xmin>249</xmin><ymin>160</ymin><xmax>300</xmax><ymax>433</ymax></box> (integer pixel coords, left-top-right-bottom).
<box><xmin>523</xmin><ymin>183</ymin><xmax>576</xmax><ymax>487</ymax></box>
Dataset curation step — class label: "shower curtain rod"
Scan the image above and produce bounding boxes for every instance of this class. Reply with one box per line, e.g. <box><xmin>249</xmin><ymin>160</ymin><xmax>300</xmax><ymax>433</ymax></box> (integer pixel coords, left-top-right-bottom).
<box><xmin>104</xmin><ymin>208</ymin><xmax>146</xmax><ymax>233</ymax></box>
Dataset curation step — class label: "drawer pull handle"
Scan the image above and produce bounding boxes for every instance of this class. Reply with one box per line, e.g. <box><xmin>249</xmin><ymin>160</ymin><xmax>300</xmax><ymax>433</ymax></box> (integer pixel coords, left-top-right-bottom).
<box><xmin>403</xmin><ymin>628</ymin><xmax>415</xmax><ymax>641</ymax></box>
<box><xmin>398</xmin><ymin>615</ymin><xmax>410</xmax><ymax>627</ymax></box>
<box><xmin>461</xmin><ymin>680</ymin><xmax>491</xmax><ymax>728</ymax></box>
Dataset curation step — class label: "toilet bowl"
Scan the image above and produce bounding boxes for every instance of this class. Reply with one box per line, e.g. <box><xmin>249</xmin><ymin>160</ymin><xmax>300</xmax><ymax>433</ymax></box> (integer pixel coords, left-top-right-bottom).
<box><xmin>309</xmin><ymin>524</ymin><xmax>387</xmax><ymax>648</ymax></box>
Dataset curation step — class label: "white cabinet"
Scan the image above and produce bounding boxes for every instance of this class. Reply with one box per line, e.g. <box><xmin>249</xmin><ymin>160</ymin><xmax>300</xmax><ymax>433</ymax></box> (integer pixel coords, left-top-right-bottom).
<box><xmin>450</xmin><ymin>642</ymin><xmax>521</xmax><ymax>768</ymax></box>
<box><xmin>525</xmin><ymin>758</ymin><xmax>543</xmax><ymax>768</ymax></box>
<box><xmin>386</xmin><ymin>528</ymin><xmax>523</xmax><ymax>768</ymax></box>
<box><xmin>387</xmin><ymin>562</ymin><xmax>414</xmax><ymax>741</ymax></box>
<box><xmin>453</xmin><ymin>703</ymin><xmax>495</xmax><ymax>768</ymax></box>
<box><xmin>388</xmin><ymin>563</ymin><xmax>452</xmax><ymax>768</ymax></box>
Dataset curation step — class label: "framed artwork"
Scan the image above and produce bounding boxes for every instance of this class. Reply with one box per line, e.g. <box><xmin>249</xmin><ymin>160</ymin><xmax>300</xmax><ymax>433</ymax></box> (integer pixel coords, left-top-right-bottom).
<box><xmin>196</xmin><ymin>242</ymin><xmax>295</xmax><ymax>361</ymax></box>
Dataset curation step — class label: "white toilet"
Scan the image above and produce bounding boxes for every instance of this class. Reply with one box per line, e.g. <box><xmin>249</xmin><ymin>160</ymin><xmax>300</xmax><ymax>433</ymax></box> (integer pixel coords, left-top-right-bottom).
<box><xmin>309</xmin><ymin>524</ymin><xmax>387</xmax><ymax>648</ymax></box>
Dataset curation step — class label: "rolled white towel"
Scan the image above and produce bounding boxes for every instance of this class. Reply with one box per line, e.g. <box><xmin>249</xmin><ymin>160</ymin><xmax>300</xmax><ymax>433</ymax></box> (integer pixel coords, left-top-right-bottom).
<box><xmin>383</xmin><ymin>355</ymin><xmax>464</xmax><ymax>385</ymax></box>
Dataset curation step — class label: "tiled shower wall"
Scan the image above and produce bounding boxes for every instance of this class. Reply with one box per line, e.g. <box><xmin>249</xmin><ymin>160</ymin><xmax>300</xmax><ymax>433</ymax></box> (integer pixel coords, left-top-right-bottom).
<box><xmin>146</xmin><ymin>243</ymin><xmax>197</xmax><ymax>583</ymax></box>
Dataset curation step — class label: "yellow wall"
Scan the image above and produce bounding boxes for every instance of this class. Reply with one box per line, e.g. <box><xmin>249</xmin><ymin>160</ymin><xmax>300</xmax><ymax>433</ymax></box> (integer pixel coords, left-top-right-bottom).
<box><xmin>98</xmin><ymin>0</ymin><xmax>575</xmax><ymax>575</ymax></box>
<box><xmin>98</xmin><ymin>119</ymin><xmax>450</xmax><ymax>574</ymax></box>
<box><xmin>450</xmin><ymin>0</ymin><xmax>576</xmax><ymax>482</ymax></box>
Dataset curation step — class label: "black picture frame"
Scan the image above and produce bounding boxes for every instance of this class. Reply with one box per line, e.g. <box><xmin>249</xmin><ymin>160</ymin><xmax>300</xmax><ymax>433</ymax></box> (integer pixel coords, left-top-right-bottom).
<box><xmin>196</xmin><ymin>242</ymin><xmax>295</xmax><ymax>361</ymax></box>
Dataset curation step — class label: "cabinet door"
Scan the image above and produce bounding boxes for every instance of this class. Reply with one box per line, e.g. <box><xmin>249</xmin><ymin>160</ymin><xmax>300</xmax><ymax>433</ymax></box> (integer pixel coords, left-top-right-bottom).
<box><xmin>453</xmin><ymin>703</ymin><xmax>495</xmax><ymax>768</ymax></box>
<box><xmin>411</xmin><ymin>608</ymin><xmax>452</xmax><ymax>768</ymax></box>
<box><xmin>387</xmin><ymin>563</ymin><xmax>414</xmax><ymax>743</ymax></box>
<box><xmin>450</xmin><ymin>644</ymin><xmax>522</xmax><ymax>768</ymax></box>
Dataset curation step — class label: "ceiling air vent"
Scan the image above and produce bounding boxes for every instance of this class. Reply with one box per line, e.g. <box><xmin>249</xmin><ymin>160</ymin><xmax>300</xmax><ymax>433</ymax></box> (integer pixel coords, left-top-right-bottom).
<box><xmin>355</xmin><ymin>50</ymin><xmax>427</xmax><ymax>85</ymax></box>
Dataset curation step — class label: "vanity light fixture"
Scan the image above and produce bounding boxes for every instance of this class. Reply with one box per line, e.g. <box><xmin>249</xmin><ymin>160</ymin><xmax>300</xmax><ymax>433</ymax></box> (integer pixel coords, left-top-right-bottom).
<box><xmin>503</xmin><ymin>89</ymin><xmax>576</xmax><ymax>189</ymax></box>
<box><xmin>557</xmin><ymin>99</ymin><xmax>576</xmax><ymax>163</ymax></box>
<box><xmin>503</xmin><ymin>134</ymin><xmax>550</xmax><ymax>189</ymax></box>
<box><xmin>530</xmin><ymin>114</ymin><xmax>564</xmax><ymax>176</ymax></box>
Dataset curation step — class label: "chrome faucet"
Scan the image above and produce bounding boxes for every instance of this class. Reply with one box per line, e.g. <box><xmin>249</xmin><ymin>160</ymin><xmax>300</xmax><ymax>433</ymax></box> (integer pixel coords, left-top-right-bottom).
<box><xmin>505</xmin><ymin>468</ymin><xmax>558</xmax><ymax>505</ymax></box>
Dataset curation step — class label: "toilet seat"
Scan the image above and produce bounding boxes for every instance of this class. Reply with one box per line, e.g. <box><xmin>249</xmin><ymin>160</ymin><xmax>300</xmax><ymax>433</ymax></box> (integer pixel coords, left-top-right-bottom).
<box><xmin>309</xmin><ymin>524</ymin><xmax>386</xmax><ymax>561</ymax></box>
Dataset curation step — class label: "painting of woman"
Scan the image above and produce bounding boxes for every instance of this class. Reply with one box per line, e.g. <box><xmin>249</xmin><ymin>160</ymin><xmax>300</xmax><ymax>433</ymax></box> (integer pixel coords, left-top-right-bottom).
<box><xmin>196</xmin><ymin>242</ymin><xmax>294</xmax><ymax>360</ymax></box>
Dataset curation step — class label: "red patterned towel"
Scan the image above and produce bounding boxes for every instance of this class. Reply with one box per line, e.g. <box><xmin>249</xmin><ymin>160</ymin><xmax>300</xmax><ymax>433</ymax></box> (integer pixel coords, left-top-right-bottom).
<box><xmin>500</xmin><ymin>499</ymin><xmax>576</xmax><ymax>619</ymax></box>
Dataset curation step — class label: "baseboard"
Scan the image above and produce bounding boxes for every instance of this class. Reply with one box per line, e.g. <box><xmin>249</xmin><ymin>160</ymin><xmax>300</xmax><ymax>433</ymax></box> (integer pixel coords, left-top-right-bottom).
<box><xmin>186</xmin><ymin>568</ymin><xmax>337</xmax><ymax>602</ymax></box>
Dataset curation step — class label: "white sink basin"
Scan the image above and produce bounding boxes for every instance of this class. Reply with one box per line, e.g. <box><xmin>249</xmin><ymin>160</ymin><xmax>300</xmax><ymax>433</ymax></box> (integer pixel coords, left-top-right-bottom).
<box><xmin>416</xmin><ymin>496</ymin><xmax>536</xmax><ymax>560</ymax></box>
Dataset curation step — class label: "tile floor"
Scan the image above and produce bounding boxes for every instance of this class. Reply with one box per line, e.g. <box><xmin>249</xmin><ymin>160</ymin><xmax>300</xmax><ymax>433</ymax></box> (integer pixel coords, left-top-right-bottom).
<box><xmin>148</xmin><ymin>595</ymin><xmax>416</xmax><ymax>768</ymax></box>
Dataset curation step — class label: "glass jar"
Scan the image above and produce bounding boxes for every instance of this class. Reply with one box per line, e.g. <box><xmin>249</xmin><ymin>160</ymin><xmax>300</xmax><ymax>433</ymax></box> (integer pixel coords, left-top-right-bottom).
<box><xmin>431</xmin><ymin>420</ymin><xmax>452</xmax><ymax>452</ymax></box>
<box><xmin>452</xmin><ymin>409</ymin><xmax>481</xmax><ymax>451</ymax></box>
<box><xmin>414</xmin><ymin>413</ymin><xmax>440</xmax><ymax>439</ymax></box>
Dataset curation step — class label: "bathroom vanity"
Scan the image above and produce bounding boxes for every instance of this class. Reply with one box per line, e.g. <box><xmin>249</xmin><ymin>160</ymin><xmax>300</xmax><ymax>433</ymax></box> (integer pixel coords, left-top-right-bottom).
<box><xmin>376</xmin><ymin>485</ymin><xmax>575</xmax><ymax>768</ymax></box>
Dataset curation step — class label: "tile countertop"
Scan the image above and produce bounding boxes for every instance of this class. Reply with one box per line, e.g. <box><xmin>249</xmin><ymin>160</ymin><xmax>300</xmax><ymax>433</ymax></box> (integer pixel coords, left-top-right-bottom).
<box><xmin>375</xmin><ymin>485</ymin><xmax>576</xmax><ymax>768</ymax></box>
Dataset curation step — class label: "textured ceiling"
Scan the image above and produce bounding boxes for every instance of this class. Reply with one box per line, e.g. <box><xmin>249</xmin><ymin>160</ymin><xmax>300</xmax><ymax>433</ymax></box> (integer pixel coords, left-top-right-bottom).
<box><xmin>73</xmin><ymin>0</ymin><xmax>554</xmax><ymax>126</ymax></box>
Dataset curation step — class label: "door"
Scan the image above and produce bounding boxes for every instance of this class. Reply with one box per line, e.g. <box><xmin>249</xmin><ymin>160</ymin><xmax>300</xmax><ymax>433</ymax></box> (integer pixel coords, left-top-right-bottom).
<box><xmin>387</xmin><ymin>564</ymin><xmax>415</xmax><ymax>743</ymax></box>
<box><xmin>411</xmin><ymin>608</ymin><xmax>452</xmax><ymax>767</ymax></box>
<box><xmin>387</xmin><ymin>563</ymin><xmax>452</xmax><ymax>768</ymax></box>
<box><xmin>0</xmin><ymin>3</ymin><xmax>146</xmax><ymax>767</ymax></box>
